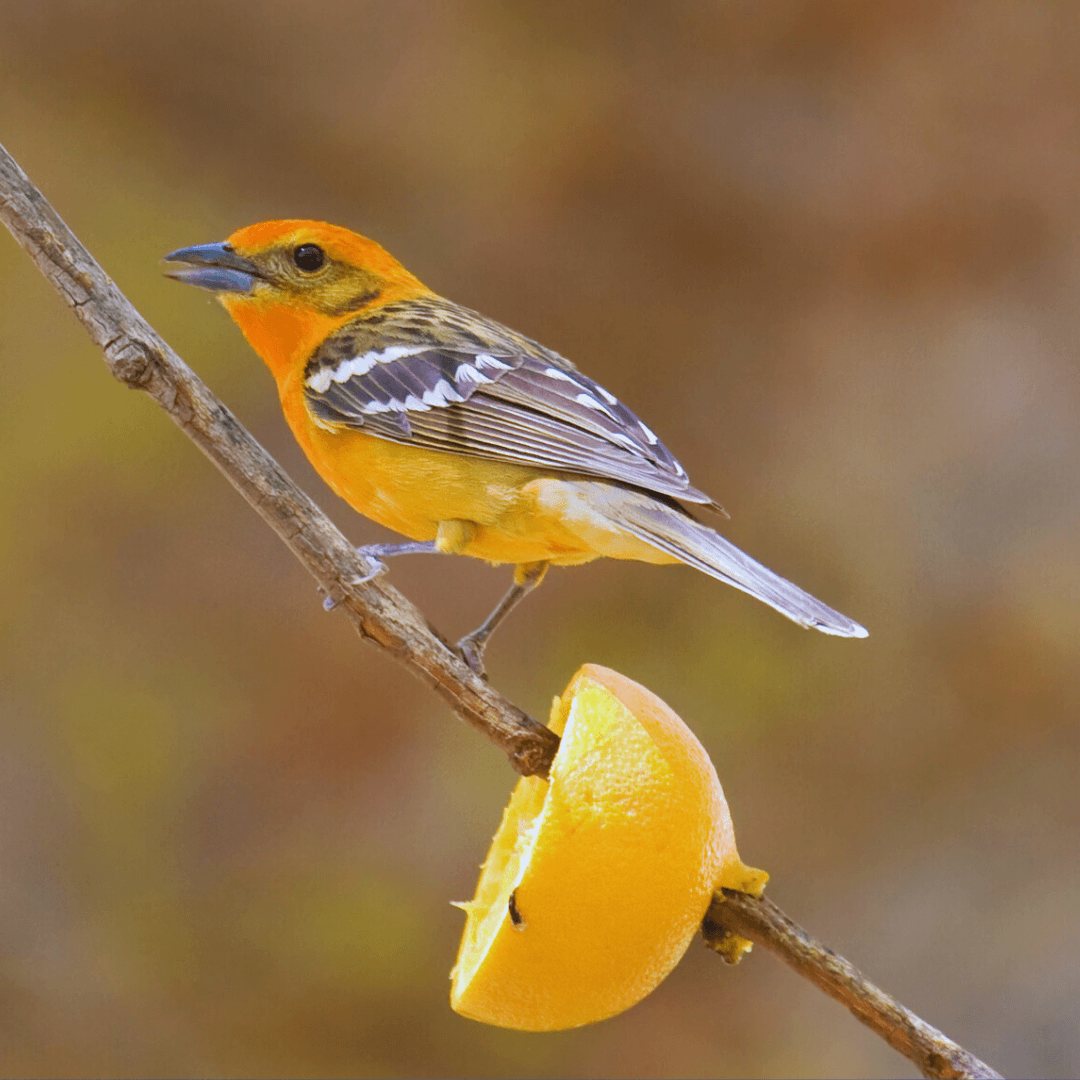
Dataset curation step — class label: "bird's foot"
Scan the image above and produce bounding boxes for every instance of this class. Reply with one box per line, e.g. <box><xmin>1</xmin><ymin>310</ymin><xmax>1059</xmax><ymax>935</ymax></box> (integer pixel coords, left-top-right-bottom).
<box><xmin>352</xmin><ymin>540</ymin><xmax>435</xmax><ymax>587</ymax></box>
<box><xmin>456</xmin><ymin>632</ymin><xmax>488</xmax><ymax>679</ymax></box>
<box><xmin>354</xmin><ymin>548</ymin><xmax>391</xmax><ymax>584</ymax></box>
<box><xmin>321</xmin><ymin>550</ymin><xmax>390</xmax><ymax>611</ymax></box>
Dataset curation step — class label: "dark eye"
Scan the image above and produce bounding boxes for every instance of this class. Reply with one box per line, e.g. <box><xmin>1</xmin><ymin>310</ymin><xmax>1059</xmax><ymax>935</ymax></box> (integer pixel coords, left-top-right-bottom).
<box><xmin>292</xmin><ymin>244</ymin><xmax>325</xmax><ymax>272</ymax></box>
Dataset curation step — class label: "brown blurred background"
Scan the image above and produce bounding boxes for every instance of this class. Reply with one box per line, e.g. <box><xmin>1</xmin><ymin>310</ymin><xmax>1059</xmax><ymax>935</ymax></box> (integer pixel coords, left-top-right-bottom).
<box><xmin>1</xmin><ymin>2</ymin><xmax>1077</xmax><ymax>1077</ymax></box>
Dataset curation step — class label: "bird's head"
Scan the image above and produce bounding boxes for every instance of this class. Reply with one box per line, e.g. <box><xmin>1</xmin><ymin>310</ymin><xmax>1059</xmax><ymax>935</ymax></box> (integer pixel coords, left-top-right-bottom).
<box><xmin>163</xmin><ymin>220</ymin><xmax>426</xmax><ymax>378</ymax></box>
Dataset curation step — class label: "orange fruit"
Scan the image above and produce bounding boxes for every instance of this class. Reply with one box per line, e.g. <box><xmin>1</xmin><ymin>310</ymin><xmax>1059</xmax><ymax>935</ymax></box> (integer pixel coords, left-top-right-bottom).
<box><xmin>450</xmin><ymin>663</ymin><xmax>767</xmax><ymax>1031</ymax></box>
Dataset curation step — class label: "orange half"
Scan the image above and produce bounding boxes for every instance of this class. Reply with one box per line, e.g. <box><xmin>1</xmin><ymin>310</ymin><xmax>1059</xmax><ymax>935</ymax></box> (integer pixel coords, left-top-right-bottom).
<box><xmin>450</xmin><ymin>664</ymin><xmax>767</xmax><ymax>1031</ymax></box>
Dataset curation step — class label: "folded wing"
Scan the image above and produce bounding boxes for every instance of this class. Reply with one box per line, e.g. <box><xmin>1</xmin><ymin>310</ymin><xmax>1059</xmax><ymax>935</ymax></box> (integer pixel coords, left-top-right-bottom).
<box><xmin>305</xmin><ymin>341</ymin><xmax>717</xmax><ymax>508</ymax></box>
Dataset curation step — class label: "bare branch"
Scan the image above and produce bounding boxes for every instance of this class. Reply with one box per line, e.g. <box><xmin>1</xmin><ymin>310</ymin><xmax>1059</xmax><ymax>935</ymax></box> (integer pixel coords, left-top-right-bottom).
<box><xmin>704</xmin><ymin>891</ymin><xmax>1001</xmax><ymax>1079</ymax></box>
<box><xmin>0</xmin><ymin>140</ymin><xmax>559</xmax><ymax>780</ymax></box>
<box><xmin>0</xmin><ymin>140</ymin><xmax>1002</xmax><ymax>1080</ymax></box>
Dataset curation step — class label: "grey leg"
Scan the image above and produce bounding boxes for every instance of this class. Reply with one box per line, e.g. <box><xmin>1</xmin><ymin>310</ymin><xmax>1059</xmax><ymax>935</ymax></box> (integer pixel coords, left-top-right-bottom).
<box><xmin>324</xmin><ymin>541</ymin><xmax>441</xmax><ymax>610</ymax></box>
<box><xmin>457</xmin><ymin>561</ymin><xmax>549</xmax><ymax>676</ymax></box>
<box><xmin>355</xmin><ymin>539</ymin><xmax>440</xmax><ymax>583</ymax></box>
<box><xmin>357</xmin><ymin>540</ymin><xmax>439</xmax><ymax>562</ymax></box>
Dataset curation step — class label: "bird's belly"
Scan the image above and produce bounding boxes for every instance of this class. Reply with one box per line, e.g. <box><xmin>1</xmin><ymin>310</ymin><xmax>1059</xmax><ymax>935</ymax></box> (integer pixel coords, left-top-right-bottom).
<box><xmin>294</xmin><ymin>423</ymin><xmax>604</xmax><ymax>566</ymax></box>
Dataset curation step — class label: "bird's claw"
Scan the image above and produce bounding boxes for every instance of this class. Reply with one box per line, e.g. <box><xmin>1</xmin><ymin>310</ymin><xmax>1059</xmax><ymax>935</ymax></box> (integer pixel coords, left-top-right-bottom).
<box><xmin>456</xmin><ymin>634</ymin><xmax>488</xmax><ymax>679</ymax></box>
<box><xmin>321</xmin><ymin>555</ymin><xmax>388</xmax><ymax>612</ymax></box>
<box><xmin>355</xmin><ymin>554</ymin><xmax>389</xmax><ymax>584</ymax></box>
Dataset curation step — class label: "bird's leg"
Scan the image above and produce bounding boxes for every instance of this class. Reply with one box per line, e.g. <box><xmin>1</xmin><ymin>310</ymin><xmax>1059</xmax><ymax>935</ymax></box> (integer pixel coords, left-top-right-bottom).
<box><xmin>323</xmin><ymin>540</ymin><xmax>439</xmax><ymax>610</ymax></box>
<box><xmin>354</xmin><ymin>539</ymin><xmax>440</xmax><ymax>582</ymax></box>
<box><xmin>359</xmin><ymin>519</ymin><xmax>479</xmax><ymax>580</ymax></box>
<box><xmin>356</xmin><ymin>540</ymin><xmax>438</xmax><ymax>569</ymax></box>
<box><xmin>327</xmin><ymin>521</ymin><xmax>478</xmax><ymax>609</ymax></box>
<box><xmin>457</xmin><ymin>561</ymin><xmax>549</xmax><ymax>677</ymax></box>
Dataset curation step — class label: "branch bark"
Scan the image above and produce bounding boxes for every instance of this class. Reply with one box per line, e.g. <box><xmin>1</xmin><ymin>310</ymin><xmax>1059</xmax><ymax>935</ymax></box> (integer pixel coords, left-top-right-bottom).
<box><xmin>0</xmin><ymin>140</ymin><xmax>1001</xmax><ymax>1080</ymax></box>
<box><xmin>704</xmin><ymin>891</ymin><xmax>1001</xmax><ymax>1079</ymax></box>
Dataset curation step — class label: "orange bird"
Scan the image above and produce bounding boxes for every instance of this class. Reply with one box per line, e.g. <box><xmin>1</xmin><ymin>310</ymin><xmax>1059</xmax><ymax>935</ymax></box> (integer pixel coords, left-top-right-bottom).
<box><xmin>165</xmin><ymin>221</ymin><xmax>866</xmax><ymax>672</ymax></box>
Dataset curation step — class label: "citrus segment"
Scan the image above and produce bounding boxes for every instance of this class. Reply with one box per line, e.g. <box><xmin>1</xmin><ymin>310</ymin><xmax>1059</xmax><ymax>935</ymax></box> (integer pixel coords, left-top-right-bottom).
<box><xmin>450</xmin><ymin>663</ymin><xmax>767</xmax><ymax>1031</ymax></box>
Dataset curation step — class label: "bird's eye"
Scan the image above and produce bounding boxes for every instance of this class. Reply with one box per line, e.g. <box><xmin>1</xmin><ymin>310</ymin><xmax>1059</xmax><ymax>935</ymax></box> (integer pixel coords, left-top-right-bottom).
<box><xmin>292</xmin><ymin>244</ymin><xmax>325</xmax><ymax>272</ymax></box>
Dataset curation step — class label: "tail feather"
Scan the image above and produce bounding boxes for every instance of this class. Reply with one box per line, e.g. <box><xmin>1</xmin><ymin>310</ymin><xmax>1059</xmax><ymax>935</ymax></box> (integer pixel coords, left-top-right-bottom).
<box><xmin>612</xmin><ymin>498</ymin><xmax>868</xmax><ymax>638</ymax></box>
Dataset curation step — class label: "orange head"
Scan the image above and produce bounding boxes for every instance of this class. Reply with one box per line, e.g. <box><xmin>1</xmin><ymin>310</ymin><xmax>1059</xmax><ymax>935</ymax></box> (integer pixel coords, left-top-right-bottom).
<box><xmin>163</xmin><ymin>220</ymin><xmax>429</xmax><ymax>381</ymax></box>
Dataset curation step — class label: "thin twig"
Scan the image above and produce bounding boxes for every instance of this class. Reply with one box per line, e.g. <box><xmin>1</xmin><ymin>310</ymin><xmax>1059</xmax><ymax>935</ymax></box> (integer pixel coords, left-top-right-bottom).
<box><xmin>0</xmin><ymin>140</ymin><xmax>1002</xmax><ymax>1080</ymax></box>
<box><xmin>704</xmin><ymin>891</ymin><xmax>1001</xmax><ymax>1079</ymax></box>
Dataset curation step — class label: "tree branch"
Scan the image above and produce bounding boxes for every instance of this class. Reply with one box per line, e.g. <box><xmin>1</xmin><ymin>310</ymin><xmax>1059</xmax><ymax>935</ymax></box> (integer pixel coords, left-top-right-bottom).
<box><xmin>704</xmin><ymin>891</ymin><xmax>1001</xmax><ymax>1079</ymax></box>
<box><xmin>0</xmin><ymin>141</ymin><xmax>558</xmax><ymax>780</ymax></box>
<box><xmin>0</xmin><ymin>140</ymin><xmax>1001</xmax><ymax>1080</ymax></box>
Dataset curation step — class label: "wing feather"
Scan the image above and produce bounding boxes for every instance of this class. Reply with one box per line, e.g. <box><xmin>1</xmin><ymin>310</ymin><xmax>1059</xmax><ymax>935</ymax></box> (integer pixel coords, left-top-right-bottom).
<box><xmin>305</xmin><ymin>340</ymin><xmax>712</xmax><ymax>505</ymax></box>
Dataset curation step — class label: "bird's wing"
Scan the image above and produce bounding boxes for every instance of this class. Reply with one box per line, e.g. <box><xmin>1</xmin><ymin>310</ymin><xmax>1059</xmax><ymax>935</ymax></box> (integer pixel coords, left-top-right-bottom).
<box><xmin>303</xmin><ymin>341</ymin><xmax>716</xmax><ymax>507</ymax></box>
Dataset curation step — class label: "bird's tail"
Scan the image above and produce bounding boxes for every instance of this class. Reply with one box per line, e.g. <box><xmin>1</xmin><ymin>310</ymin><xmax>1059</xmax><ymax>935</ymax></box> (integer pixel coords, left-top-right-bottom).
<box><xmin>609</xmin><ymin>496</ymin><xmax>868</xmax><ymax>638</ymax></box>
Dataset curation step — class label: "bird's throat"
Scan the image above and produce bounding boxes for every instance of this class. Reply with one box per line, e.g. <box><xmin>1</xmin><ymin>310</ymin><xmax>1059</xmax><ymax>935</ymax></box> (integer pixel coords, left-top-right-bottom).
<box><xmin>220</xmin><ymin>294</ymin><xmax>345</xmax><ymax>386</ymax></box>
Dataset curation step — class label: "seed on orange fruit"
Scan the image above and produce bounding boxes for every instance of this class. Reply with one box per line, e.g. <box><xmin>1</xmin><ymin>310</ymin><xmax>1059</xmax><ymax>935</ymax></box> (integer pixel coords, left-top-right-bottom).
<box><xmin>450</xmin><ymin>663</ymin><xmax>767</xmax><ymax>1031</ymax></box>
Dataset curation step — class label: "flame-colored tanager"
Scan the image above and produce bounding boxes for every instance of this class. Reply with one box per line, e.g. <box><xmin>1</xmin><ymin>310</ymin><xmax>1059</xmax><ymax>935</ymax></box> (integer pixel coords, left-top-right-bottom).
<box><xmin>165</xmin><ymin>220</ymin><xmax>866</xmax><ymax>671</ymax></box>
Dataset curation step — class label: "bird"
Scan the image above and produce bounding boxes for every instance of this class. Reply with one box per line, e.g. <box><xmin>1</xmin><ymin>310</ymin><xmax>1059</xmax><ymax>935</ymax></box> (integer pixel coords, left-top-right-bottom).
<box><xmin>164</xmin><ymin>220</ymin><xmax>866</xmax><ymax>673</ymax></box>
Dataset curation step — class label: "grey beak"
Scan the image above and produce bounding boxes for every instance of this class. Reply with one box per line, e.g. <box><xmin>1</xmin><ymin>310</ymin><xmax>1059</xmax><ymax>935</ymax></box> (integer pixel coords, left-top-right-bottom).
<box><xmin>162</xmin><ymin>242</ymin><xmax>261</xmax><ymax>294</ymax></box>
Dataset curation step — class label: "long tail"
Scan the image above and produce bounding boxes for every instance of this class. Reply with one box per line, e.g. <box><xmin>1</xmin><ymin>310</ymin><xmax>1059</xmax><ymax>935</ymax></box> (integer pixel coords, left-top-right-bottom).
<box><xmin>611</xmin><ymin>496</ymin><xmax>868</xmax><ymax>638</ymax></box>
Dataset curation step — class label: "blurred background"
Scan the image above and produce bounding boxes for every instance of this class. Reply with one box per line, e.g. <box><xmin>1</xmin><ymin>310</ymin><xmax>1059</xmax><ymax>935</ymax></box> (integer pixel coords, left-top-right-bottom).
<box><xmin>0</xmin><ymin>2</ymin><xmax>1077</xmax><ymax>1076</ymax></box>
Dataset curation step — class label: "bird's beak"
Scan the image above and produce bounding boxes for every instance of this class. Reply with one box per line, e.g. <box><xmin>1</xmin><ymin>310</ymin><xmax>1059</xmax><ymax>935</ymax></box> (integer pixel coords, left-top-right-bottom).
<box><xmin>162</xmin><ymin>242</ymin><xmax>262</xmax><ymax>294</ymax></box>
